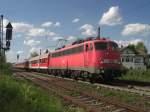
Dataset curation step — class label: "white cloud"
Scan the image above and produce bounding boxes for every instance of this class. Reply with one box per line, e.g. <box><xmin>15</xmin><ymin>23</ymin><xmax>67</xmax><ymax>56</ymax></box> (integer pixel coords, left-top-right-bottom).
<box><xmin>28</xmin><ymin>28</ymin><xmax>46</xmax><ymax>37</ymax></box>
<box><xmin>24</xmin><ymin>39</ymin><xmax>41</xmax><ymax>47</ymax></box>
<box><xmin>17</xmin><ymin>51</ymin><xmax>24</xmax><ymax>54</ymax></box>
<box><xmin>41</xmin><ymin>21</ymin><xmax>53</xmax><ymax>27</ymax></box>
<box><xmin>12</xmin><ymin>22</ymin><xmax>33</xmax><ymax>33</ymax></box>
<box><xmin>3</xmin><ymin>19</ymin><xmax>9</xmax><ymax>27</ymax></box>
<box><xmin>99</xmin><ymin>6</ymin><xmax>122</xmax><ymax>26</ymax></box>
<box><xmin>122</xmin><ymin>23</ymin><xmax>150</xmax><ymax>36</ymax></box>
<box><xmin>28</xmin><ymin>27</ymin><xmax>56</xmax><ymax>37</ymax></box>
<box><xmin>47</xmin><ymin>32</ymin><xmax>56</xmax><ymax>37</ymax></box>
<box><xmin>41</xmin><ymin>21</ymin><xmax>61</xmax><ymax>27</ymax></box>
<box><xmin>79</xmin><ymin>24</ymin><xmax>96</xmax><ymax>36</ymax></box>
<box><xmin>72</xmin><ymin>18</ymin><xmax>80</xmax><ymax>23</ymax></box>
<box><xmin>67</xmin><ymin>36</ymin><xmax>77</xmax><ymax>41</ymax></box>
<box><xmin>54</xmin><ymin>22</ymin><xmax>61</xmax><ymax>27</ymax></box>
<box><xmin>115</xmin><ymin>39</ymin><xmax>143</xmax><ymax>47</ymax></box>
<box><xmin>52</xmin><ymin>36</ymin><xmax>64</xmax><ymax>41</ymax></box>
<box><xmin>30</xmin><ymin>47</ymin><xmax>41</xmax><ymax>53</ymax></box>
<box><xmin>6</xmin><ymin>50</ymin><xmax>15</xmax><ymax>62</ymax></box>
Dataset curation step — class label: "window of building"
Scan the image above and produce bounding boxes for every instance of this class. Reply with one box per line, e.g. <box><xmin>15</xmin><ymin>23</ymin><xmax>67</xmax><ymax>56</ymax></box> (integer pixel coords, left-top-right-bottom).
<box><xmin>126</xmin><ymin>56</ymin><xmax>130</xmax><ymax>62</ymax></box>
<box><xmin>134</xmin><ymin>57</ymin><xmax>142</xmax><ymax>63</ymax></box>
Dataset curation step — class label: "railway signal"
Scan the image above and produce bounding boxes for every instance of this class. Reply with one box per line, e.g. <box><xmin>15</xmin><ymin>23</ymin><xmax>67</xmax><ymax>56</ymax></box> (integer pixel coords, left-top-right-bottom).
<box><xmin>0</xmin><ymin>15</ymin><xmax>13</xmax><ymax>52</ymax></box>
<box><xmin>0</xmin><ymin>15</ymin><xmax>13</xmax><ymax>75</ymax></box>
<box><xmin>6</xmin><ymin>22</ymin><xmax>13</xmax><ymax>40</ymax></box>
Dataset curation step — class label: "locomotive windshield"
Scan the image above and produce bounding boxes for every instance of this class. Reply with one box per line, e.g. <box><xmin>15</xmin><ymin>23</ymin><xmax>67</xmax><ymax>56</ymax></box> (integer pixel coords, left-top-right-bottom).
<box><xmin>94</xmin><ymin>42</ymin><xmax>107</xmax><ymax>50</ymax></box>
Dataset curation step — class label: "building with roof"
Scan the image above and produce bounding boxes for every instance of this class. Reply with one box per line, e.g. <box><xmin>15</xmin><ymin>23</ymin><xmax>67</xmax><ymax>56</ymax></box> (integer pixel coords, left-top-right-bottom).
<box><xmin>120</xmin><ymin>46</ymin><xmax>147</xmax><ymax>70</ymax></box>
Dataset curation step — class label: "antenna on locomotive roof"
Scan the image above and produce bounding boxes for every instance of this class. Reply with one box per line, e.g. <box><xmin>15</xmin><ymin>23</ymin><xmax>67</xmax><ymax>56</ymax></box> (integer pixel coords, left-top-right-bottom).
<box><xmin>97</xmin><ymin>26</ymin><xmax>100</xmax><ymax>39</ymax></box>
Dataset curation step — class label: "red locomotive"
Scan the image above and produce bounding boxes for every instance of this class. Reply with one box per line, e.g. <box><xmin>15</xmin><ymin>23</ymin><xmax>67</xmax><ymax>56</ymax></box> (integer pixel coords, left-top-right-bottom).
<box><xmin>14</xmin><ymin>37</ymin><xmax>121</xmax><ymax>81</ymax></box>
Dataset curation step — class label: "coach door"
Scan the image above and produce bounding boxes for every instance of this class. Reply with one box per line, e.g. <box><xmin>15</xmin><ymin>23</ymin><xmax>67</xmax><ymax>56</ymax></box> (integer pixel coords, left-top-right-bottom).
<box><xmin>84</xmin><ymin>43</ymin><xmax>93</xmax><ymax>67</ymax></box>
<box><xmin>84</xmin><ymin>43</ymin><xmax>89</xmax><ymax>67</ymax></box>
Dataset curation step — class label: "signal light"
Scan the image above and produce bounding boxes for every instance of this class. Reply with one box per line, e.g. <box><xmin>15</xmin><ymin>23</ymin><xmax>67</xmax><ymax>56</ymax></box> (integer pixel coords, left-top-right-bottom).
<box><xmin>6</xmin><ymin>22</ymin><xmax>13</xmax><ymax>40</ymax></box>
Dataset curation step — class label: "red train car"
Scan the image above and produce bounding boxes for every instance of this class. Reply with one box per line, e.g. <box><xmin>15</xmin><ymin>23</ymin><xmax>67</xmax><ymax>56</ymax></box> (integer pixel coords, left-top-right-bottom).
<box><xmin>28</xmin><ymin>53</ymin><xmax>49</xmax><ymax>72</ymax></box>
<box><xmin>48</xmin><ymin>38</ymin><xmax>121</xmax><ymax>80</ymax></box>
<box><xmin>29</xmin><ymin>56</ymin><xmax>40</xmax><ymax>70</ymax></box>
<box><xmin>39</xmin><ymin>53</ymin><xmax>49</xmax><ymax>72</ymax></box>
<box><xmin>14</xmin><ymin>60</ymin><xmax>29</xmax><ymax>70</ymax></box>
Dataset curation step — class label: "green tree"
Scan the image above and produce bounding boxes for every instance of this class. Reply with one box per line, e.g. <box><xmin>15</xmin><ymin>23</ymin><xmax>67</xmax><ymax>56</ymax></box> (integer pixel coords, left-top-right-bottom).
<box><xmin>135</xmin><ymin>42</ymin><xmax>147</xmax><ymax>53</ymax></box>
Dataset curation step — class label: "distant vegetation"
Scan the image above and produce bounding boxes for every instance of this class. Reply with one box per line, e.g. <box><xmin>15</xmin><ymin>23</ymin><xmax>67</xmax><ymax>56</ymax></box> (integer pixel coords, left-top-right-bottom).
<box><xmin>126</xmin><ymin>41</ymin><xmax>148</xmax><ymax>54</ymax></box>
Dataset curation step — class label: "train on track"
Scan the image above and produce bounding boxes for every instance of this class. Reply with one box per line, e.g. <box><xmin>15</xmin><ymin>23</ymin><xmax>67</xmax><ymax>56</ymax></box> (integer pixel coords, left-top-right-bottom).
<box><xmin>14</xmin><ymin>37</ymin><xmax>122</xmax><ymax>81</ymax></box>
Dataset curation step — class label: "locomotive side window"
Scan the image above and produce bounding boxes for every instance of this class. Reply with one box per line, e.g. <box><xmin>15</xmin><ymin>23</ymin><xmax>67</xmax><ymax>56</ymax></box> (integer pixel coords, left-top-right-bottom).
<box><xmin>52</xmin><ymin>45</ymin><xmax>84</xmax><ymax>57</ymax></box>
<box><xmin>94</xmin><ymin>42</ymin><xmax>107</xmax><ymax>50</ymax></box>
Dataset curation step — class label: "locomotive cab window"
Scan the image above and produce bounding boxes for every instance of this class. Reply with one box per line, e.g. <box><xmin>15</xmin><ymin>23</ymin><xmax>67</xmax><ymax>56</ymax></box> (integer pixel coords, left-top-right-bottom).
<box><xmin>94</xmin><ymin>42</ymin><xmax>107</xmax><ymax>50</ymax></box>
<box><xmin>111</xmin><ymin>42</ymin><xmax>119</xmax><ymax>51</ymax></box>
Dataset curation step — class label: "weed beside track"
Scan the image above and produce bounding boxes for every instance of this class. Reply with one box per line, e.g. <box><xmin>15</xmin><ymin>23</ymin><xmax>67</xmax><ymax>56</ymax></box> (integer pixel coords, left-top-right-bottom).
<box><xmin>14</xmin><ymin>71</ymin><xmax>149</xmax><ymax>112</ymax></box>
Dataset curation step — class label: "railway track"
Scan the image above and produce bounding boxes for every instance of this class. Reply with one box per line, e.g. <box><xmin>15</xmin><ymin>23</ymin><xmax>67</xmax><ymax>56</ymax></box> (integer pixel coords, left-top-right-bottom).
<box><xmin>29</xmin><ymin>70</ymin><xmax>150</xmax><ymax>97</ymax></box>
<box><xmin>13</xmin><ymin>71</ymin><xmax>148</xmax><ymax>112</ymax></box>
<box><xmin>13</xmin><ymin>69</ymin><xmax>150</xmax><ymax>97</ymax></box>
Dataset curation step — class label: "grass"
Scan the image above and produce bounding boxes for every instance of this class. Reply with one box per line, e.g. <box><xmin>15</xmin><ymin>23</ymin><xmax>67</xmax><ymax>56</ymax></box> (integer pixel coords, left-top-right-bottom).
<box><xmin>35</xmin><ymin>72</ymin><xmax>150</xmax><ymax>108</ymax></box>
<box><xmin>0</xmin><ymin>75</ymin><xmax>63</xmax><ymax>112</ymax></box>
<box><xmin>0</xmin><ymin>63</ymin><xmax>85</xmax><ymax>112</ymax></box>
<box><xmin>0</xmin><ymin>63</ymin><xmax>12</xmax><ymax>75</ymax></box>
<box><xmin>119</xmin><ymin>69</ymin><xmax>150</xmax><ymax>82</ymax></box>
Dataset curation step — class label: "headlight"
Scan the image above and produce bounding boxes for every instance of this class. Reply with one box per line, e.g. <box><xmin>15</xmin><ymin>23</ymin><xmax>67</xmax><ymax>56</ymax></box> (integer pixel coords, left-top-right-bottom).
<box><xmin>114</xmin><ymin>59</ymin><xmax>121</xmax><ymax>64</ymax></box>
<box><xmin>100</xmin><ymin>59</ymin><xmax>109</xmax><ymax>64</ymax></box>
<box><xmin>100</xmin><ymin>59</ymin><xmax>121</xmax><ymax>64</ymax></box>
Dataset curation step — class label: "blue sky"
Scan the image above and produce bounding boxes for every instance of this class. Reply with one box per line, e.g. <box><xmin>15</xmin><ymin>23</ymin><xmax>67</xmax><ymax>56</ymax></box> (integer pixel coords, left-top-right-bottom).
<box><xmin>0</xmin><ymin>0</ymin><xmax>150</xmax><ymax>62</ymax></box>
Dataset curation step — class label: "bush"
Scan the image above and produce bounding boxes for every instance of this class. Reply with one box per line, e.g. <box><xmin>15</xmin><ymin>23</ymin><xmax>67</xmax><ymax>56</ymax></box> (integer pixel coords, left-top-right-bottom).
<box><xmin>0</xmin><ymin>75</ymin><xmax>63</xmax><ymax>112</ymax></box>
<box><xmin>0</xmin><ymin>63</ymin><xmax>12</xmax><ymax>75</ymax></box>
<box><xmin>120</xmin><ymin>69</ymin><xmax>150</xmax><ymax>82</ymax></box>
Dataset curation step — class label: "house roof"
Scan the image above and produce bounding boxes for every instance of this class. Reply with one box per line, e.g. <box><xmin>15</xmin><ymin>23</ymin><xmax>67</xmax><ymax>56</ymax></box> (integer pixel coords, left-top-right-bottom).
<box><xmin>120</xmin><ymin>46</ymin><xmax>147</xmax><ymax>57</ymax></box>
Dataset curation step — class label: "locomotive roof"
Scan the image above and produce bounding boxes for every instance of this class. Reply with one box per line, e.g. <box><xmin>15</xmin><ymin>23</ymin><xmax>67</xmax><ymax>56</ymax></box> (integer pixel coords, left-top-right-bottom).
<box><xmin>29</xmin><ymin>53</ymin><xmax>49</xmax><ymax>61</ymax></box>
<box><xmin>53</xmin><ymin>38</ymin><xmax>113</xmax><ymax>53</ymax></box>
<box><xmin>29</xmin><ymin>55</ymin><xmax>40</xmax><ymax>61</ymax></box>
<box><xmin>39</xmin><ymin>53</ymin><xmax>49</xmax><ymax>59</ymax></box>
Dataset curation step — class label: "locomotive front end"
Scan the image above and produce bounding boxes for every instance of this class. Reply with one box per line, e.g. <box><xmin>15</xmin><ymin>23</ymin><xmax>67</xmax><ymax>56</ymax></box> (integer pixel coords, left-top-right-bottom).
<box><xmin>94</xmin><ymin>39</ymin><xmax>121</xmax><ymax>79</ymax></box>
